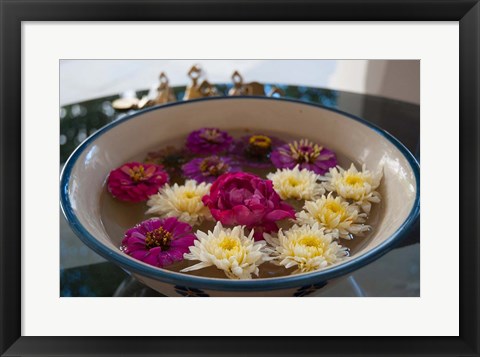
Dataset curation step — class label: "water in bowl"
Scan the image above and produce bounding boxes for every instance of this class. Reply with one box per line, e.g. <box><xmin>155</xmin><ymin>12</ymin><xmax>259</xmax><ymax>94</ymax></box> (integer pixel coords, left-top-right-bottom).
<box><xmin>100</xmin><ymin>128</ymin><xmax>382</xmax><ymax>279</ymax></box>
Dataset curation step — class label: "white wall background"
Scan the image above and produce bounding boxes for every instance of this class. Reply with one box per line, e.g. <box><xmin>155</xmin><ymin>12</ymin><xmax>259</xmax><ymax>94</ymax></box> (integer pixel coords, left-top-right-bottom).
<box><xmin>60</xmin><ymin>59</ymin><xmax>420</xmax><ymax>106</ymax></box>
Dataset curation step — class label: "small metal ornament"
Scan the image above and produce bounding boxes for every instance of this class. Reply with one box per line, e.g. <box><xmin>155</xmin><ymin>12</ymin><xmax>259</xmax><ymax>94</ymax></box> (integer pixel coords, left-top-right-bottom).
<box><xmin>183</xmin><ymin>65</ymin><xmax>218</xmax><ymax>100</ymax></box>
<box><xmin>112</xmin><ymin>66</ymin><xmax>283</xmax><ymax>111</ymax></box>
<box><xmin>198</xmin><ymin>79</ymin><xmax>219</xmax><ymax>97</ymax></box>
<box><xmin>112</xmin><ymin>72</ymin><xmax>176</xmax><ymax>111</ymax></box>
<box><xmin>148</xmin><ymin>72</ymin><xmax>176</xmax><ymax>106</ymax></box>
<box><xmin>228</xmin><ymin>71</ymin><xmax>262</xmax><ymax>96</ymax></box>
<box><xmin>228</xmin><ymin>70</ymin><xmax>284</xmax><ymax>97</ymax></box>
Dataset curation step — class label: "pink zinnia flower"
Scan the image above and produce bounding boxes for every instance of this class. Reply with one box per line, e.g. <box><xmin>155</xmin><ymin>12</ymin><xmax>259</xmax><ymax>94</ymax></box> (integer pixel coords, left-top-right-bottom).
<box><xmin>107</xmin><ymin>162</ymin><xmax>169</xmax><ymax>202</ymax></box>
<box><xmin>202</xmin><ymin>172</ymin><xmax>296</xmax><ymax>240</ymax></box>
<box><xmin>186</xmin><ymin>128</ymin><xmax>233</xmax><ymax>154</ymax></box>
<box><xmin>270</xmin><ymin>139</ymin><xmax>337</xmax><ymax>175</ymax></box>
<box><xmin>121</xmin><ymin>217</ymin><xmax>196</xmax><ymax>268</ymax></box>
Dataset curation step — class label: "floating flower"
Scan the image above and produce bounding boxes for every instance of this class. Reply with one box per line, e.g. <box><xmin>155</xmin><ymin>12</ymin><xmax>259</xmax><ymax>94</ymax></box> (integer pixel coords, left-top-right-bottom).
<box><xmin>107</xmin><ymin>162</ymin><xmax>169</xmax><ymax>202</ymax></box>
<box><xmin>146</xmin><ymin>180</ymin><xmax>212</xmax><ymax>226</ymax></box>
<box><xmin>202</xmin><ymin>172</ymin><xmax>296</xmax><ymax>240</ymax></box>
<box><xmin>144</xmin><ymin>146</ymin><xmax>190</xmax><ymax>174</ymax></box>
<box><xmin>229</xmin><ymin>134</ymin><xmax>285</xmax><ymax>168</ymax></box>
<box><xmin>296</xmin><ymin>193</ymin><xmax>369</xmax><ymax>239</ymax></box>
<box><xmin>186</xmin><ymin>128</ymin><xmax>233</xmax><ymax>154</ymax></box>
<box><xmin>264</xmin><ymin>223</ymin><xmax>348</xmax><ymax>274</ymax></box>
<box><xmin>182</xmin><ymin>155</ymin><xmax>241</xmax><ymax>184</ymax></box>
<box><xmin>270</xmin><ymin>139</ymin><xmax>337</xmax><ymax>175</ymax></box>
<box><xmin>323</xmin><ymin>163</ymin><xmax>383</xmax><ymax>213</ymax></box>
<box><xmin>267</xmin><ymin>165</ymin><xmax>325</xmax><ymax>200</ymax></box>
<box><xmin>181</xmin><ymin>222</ymin><xmax>269</xmax><ymax>279</ymax></box>
<box><xmin>121</xmin><ymin>217</ymin><xmax>196</xmax><ymax>268</ymax></box>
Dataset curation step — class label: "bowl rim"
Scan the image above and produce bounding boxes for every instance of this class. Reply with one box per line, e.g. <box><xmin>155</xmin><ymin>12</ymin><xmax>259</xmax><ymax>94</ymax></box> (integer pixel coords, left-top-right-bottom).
<box><xmin>60</xmin><ymin>96</ymin><xmax>420</xmax><ymax>292</ymax></box>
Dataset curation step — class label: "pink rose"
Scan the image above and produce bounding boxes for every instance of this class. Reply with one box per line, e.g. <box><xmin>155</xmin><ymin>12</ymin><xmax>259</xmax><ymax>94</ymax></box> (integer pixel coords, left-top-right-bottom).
<box><xmin>202</xmin><ymin>172</ymin><xmax>295</xmax><ymax>240</ymax></box>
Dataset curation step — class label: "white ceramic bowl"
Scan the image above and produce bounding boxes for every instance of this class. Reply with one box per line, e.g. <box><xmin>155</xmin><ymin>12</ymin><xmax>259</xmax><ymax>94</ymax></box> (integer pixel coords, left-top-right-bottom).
<box><xmin>60</xmin><ymin>97</ymin><xmax>420</xmax><ymax>297</ymax></box>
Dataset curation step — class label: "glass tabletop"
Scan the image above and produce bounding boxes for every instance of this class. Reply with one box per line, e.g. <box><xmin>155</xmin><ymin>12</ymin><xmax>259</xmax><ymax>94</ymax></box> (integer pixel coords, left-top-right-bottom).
<box><xmin>60</xmin><ymin>84</ymin><xmax>420</xmax><ymax>297</ymax></box>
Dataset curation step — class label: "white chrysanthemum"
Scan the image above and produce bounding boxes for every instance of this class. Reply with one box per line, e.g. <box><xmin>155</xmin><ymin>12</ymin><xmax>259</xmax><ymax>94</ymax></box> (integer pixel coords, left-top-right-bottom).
<box><xmin>181</xmin><ymin>222</ymin><xmax>269</xmax><ymax>279</ymax></box>
<box><xmin>267</xmin><ymin>165</ymin><xmax>325</xmax><ymax>200</ymax></box>
<box><xmin>264</xmin><ymin>223</ymin><xmax>348</xmax><ymax>274</ymax></box>
<box><xmin>296</xmin><ymin>193</ymin><xmax>369</xmax><ymax>239</ymax></box>
<box><xmin>323</xmin><ymin>163</ymin><xmax>383</xmax><ymax>213</ymax></box>
<box><xmin>146</xmin><ymin>180</ymin><xmax>212</xmax><ymax>226</ymax></box>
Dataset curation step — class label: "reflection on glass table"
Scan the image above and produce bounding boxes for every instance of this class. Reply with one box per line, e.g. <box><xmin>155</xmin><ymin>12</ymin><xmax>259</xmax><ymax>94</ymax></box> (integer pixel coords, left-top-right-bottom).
<box><xmin>60</xmin><ymin>84</ymin><xmax>420</xmax><ymax>297</ymax></box>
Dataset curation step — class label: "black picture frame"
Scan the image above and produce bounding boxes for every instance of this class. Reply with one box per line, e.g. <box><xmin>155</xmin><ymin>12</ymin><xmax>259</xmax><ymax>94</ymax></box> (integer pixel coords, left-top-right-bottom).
<box><xmin>1</xmin><ymin>1</ymin><xmax>478</xmax><ymax>356</ymax></box>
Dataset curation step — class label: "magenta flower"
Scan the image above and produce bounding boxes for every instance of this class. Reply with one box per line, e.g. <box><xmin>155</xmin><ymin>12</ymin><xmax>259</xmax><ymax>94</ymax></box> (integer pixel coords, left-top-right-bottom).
<box><xmin>182</xmin><ymin>155</ymin><xmax>241</xmax><ymax>184</ymax></box>
<box><xmin>229</xmin><ymin>134</ymin><xmax>285</xmax><ymax>168</ymax></box>
<box><xmin>270</xmin><ymin>139</ymin><xmax>337</xmax><ymax>175</ymax></box>
<box><xmin>202</xmin><ymin>172</ymin><xmax>296</xmax><ymax>240</ymax></box>
<box><xmin>121</xmin><ymin>217</ymin><xmax>196</xmax><ymax>268</ymax></box>
<box><xmin>186</xmin><ymin>128</ymin><xmax>233</xmax><ymax>154</ymax></box>
<box><xmin>107</xmin><ymin>162</ymin><xmax>169</xmax><ymax>202</ymax></box>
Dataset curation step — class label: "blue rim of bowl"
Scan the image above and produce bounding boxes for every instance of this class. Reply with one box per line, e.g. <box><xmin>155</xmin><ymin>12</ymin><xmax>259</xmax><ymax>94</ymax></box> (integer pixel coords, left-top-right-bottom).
<box><xmin>60</xmin><ymin>96</ymin><xmax>420</xmax><ymax>292</ymax></box>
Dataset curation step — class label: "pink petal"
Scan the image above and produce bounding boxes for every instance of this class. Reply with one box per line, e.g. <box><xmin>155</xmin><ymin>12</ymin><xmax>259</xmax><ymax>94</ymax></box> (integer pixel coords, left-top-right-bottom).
<box><xmin>218</xmin><ymin>210</ymin><xmax>236</xmax><ymax>225</ymax></box>
<box><xmin>264</xmin><ymin>209</ymin><xmax>295</xmax><ymax>221</ymax></box>
<box><xmin>232</xmin><ymin>205</ymin><xmax>257</xmax><ymax>226</ymax></box>
<box><xmin>158</xmin><ymin>252</ymin><xmax>174</xmax><ymax>267</ymax></box>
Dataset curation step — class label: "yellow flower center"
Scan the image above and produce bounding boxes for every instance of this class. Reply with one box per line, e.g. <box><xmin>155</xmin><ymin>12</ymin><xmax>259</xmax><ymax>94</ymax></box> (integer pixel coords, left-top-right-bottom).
<box><xmin>287</xmin><ymin>176</ymin><xmax>301</xmax><ymax>187</ymax></box>
<box><xmin>122</xmin><ymin>164</ymin><xmax>156</xmax><ymax>183</ymax></box>
<box><xmin>145</xmin><ymin>227</ymin><xmax>172</xmax><ymax>250</ymax></box>
<box><xmin>344</xmin><ymin>174</ymin><xmax>364</xmax><ymax>187</ymax></box>
<box><xmin>217</xmin><ymin>236</ymin><xmax>244</xmax><ymax>259</ymax></box>
<box><xmin>324</xmin><ymin>201</ymin><xmax>344</xmax><ymax>214</ymax></box>
<box><xmin>298</xmin><ymin>235</ymin><xmax>322</xmax><ymax>248</ymax></box>
<box><xmin>182</xmin><ymin>190</ymin><xmax>198</xmax><ymax>200</ymax></box>
<box><xmin>249</xmin><ymin>135</ymin><xmax>272</xmax><ymax>149</ymax></box>
<box><xmin>129</xmin><ymin>165</ymin><xmax>147</xmax><ymax>182</ymax></box>
<box><xmin>219</xmin><ymin>236</ymin><xmax>240</xmax><ymax>251</ymax></box>
<box><xmin>294</xmin><ymin>234</ymin><xmax>327</xmax><ymax>258</ymax></box>
<box><xmin>246</xmin><ymin>135</ymin><xmax>273</xmax><ymax>158</ymax></box>
<box><xmin>315</xmin><ymin>199</ymin><xmax>349</xmax><ymax>229</ymax></box>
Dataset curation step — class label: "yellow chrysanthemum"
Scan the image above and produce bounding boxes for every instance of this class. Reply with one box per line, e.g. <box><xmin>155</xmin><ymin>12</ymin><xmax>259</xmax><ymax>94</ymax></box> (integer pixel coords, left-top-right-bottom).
<box><xmin>146</xmin><ymin>180</ymin><xmax>212</xmax><ymax>226</ymax></box>
<box><xmin>296</xmin><ymin>193</ymin><xmax>369</xmax><ymax>239</ymax></box>
<box><xmin>323</xmin><ymin>163</ymin><xmax>382</xmax><ymax>213</ymax></box>
<box><xmin>181</xmin><ymin>222</ymin><xmax>268</xmax><ymax>279</ymax></box>
<box><xmin>267</xmin><ymin>165</ymin><xmax>325</xmax><ymax>200</ymax></box>
<box><xmin>264</xmin><ymin>223</ymin><xmax>348</xmax><ymax>274</ymax></box>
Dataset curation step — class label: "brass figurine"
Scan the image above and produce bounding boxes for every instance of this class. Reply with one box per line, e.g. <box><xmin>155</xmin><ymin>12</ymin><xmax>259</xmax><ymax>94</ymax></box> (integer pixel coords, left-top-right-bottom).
<box><xmin>228</xmin><ymin>71</ymin><xmax>264</xmax><ymax>96</ymax></box>
<box><xmin>183</xmin><ymin>65</ymin><xmax>218</xmax><ymax>100</ymax></box>
<box><xmin>228</xmin><ymin>70</ymin><xmax>283</xmax><ymax>97</ymax></box>
<box><xmin>198</xmin><ymin>79</ymin><xmax>219</xmax><ymax>97</ymax></box>
<box><xmin>112</xmin><ymin>72</ymin><xmax>176</xmax><ymax>111</ymax></box>
<box><xmin>112</xmin><ymin>66</ymin><xmax>282</xmax><ymax>112</ymax></box>
<box><xmin>148</xmin><ymin>72</ymin><xmax>176</xmax><ymax>106</ymax></box>
<box><xmin>228</xmin><ymin>71</ymin><xmax>245</xmax><ymax>96</ymax></box>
